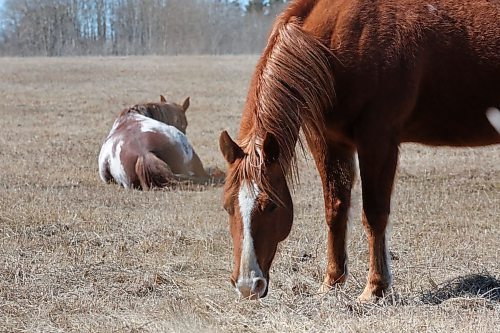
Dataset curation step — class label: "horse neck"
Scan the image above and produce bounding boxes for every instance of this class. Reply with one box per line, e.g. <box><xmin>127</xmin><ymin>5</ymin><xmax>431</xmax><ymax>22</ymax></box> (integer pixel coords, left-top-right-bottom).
<box><xmin>144</xmin><ymin>105</ymin><xmax>170</xmax><ymax>124</ymax></box>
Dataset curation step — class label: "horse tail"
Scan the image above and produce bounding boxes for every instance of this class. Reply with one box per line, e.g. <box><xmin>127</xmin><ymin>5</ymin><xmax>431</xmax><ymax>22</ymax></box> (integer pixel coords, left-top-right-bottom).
<box><xmin>135</xmin><ymin>153</ymin><xmax>175</xmax><ymax>190</ymax></box>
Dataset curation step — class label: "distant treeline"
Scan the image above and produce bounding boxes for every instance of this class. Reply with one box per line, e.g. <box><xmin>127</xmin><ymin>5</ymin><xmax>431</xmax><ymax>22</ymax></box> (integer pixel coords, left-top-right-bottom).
<box><xmin>0</xmin><ymin>0</ymin><xmax>288</xmax><ymax>56</ymax></box>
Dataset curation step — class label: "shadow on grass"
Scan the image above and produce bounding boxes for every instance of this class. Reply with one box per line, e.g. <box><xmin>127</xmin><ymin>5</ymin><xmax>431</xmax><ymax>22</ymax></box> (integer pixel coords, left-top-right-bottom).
<box><xmin>420</xmin><ymin>273</ymin><xmax>500</xmax><ymax>305</ymax></box>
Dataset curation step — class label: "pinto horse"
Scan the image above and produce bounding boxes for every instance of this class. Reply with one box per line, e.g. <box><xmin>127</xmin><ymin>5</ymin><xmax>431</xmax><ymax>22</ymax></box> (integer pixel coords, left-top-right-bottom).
<box><xmin>99</xmin><ymin>96</ymin><xmax>216</xmax><ymax>190</ymax></box>
<box><xmin>219</xmin><ymin>0</ymin><xmax>500</xmax><ymax>301</ymax></box>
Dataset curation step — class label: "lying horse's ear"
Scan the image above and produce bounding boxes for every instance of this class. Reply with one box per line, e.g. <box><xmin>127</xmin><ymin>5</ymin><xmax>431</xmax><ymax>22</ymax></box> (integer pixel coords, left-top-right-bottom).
<box><xmin>263</xmin><ymin>132</ymin><xmax>279</xmax><ymax>164</ymax></box>
<box><xmin>182</xmin><ymin>97</ymin><xmax>190</xmax><ymax>112</ymax></box>
<box><xmin>160</xmin><ymin>95</ymin><xmax>167</xmax><ymax>103</ymax></box>
<box><xmin>219</xmin><ymin>131</ymin><xmax>244</xmax><ymax>164</ymax></box>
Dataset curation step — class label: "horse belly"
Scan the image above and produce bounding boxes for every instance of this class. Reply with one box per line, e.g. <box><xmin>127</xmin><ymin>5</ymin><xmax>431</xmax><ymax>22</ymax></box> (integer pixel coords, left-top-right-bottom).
<box><xmin>153</xmin><ymin>147</ymin><xmax>192</xmax><ymax>175</ymax></box>
<box><xmin>401</xmin><ymin>103</ymin><xmax>500</xmax><ymax>146</ymax></box>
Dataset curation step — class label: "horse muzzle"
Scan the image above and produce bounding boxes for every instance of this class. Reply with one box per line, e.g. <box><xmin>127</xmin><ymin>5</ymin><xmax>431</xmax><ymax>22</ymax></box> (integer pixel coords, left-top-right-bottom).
<box><xmin>235</xmin><ymin>274</ymin><xmax>269</xmax><ymax>300</ymax></box>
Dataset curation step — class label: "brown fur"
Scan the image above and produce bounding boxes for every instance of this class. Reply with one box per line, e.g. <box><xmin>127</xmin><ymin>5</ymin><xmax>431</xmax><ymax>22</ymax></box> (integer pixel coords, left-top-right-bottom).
<box><xmin>220</xmin><ymin>0</ymin><xmax>500</xmax><ymax>301</ymax></box>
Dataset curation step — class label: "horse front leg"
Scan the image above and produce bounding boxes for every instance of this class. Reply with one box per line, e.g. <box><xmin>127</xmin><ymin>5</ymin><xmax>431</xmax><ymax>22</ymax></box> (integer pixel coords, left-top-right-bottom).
<box><xmin>306</xmin><ymin>136</ymin><xmax>355</xmax><ymax>291</ymax></box>
<box><xmin>356</xmin><ymin>135</ymin><xmax>399</xmax><ymax>302</ymax></box>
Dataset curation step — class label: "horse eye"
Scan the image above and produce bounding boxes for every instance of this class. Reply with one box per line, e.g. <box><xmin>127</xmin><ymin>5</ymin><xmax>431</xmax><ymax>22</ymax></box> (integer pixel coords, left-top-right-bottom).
<box><xmin>265</xmin><ymin>202</ymin><xmax>277</xmax><ymax>213</ymax></box>
<box><xmin>223</xmin><ymin>204</ymin><xmax>234</xmax><ymax>215</ymax></box>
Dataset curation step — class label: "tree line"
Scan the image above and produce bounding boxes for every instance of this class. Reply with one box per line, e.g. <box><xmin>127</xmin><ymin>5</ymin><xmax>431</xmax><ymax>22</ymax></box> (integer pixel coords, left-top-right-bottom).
<box><xmin>0</xmin><ymin>0</ymin><xmax>288</xmax><ymax>56</ymax></box>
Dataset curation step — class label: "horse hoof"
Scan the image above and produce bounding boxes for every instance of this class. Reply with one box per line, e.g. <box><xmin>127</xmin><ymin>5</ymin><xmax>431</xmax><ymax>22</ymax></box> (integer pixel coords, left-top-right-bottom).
<box><xmin>357</xmin><ymin>285</ymin><xmax>383</xmax><ymax>303</ymax></box>
<box><xmin>357</xmin><ymin>293</ymin><xmax>378</xmax><ymax>303</ymax></box>
<box><xmin>317</xmin><ymin>274</ymin><xmax>347</xmax><ymax>294</ymax></box>
<box><xmin>317</xmin><ymin>283</ymin><xmax>333</xmax><ymax>294</ymax></box>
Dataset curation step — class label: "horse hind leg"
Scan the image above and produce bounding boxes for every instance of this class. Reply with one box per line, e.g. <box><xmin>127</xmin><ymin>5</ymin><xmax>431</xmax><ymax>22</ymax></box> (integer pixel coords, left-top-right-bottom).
<box><xmin>181</xmin><ymin>152</ymin><xmax>221</xmax><ymax>185</ymax></box>
<box><xmin>204</xmin><ymin>166</ymin><xmax>226</xmax><ymax>185</ymax></box>
<box><xmin>135</xmin><ymin>153</ymin><xmax>175</xmax><ymax>190</ymax></box>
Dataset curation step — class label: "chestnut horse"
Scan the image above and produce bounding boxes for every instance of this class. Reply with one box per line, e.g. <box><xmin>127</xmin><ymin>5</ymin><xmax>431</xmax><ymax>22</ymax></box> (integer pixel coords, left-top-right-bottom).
<box><xmin>99</xmin><ymin>96</ymin><xmax>217</xmax><ymax>189</ymax></box>
<box><xmin>219</xmin><ymin>0</ymin><xmax>500</xmax><ymax>301</ymax></box>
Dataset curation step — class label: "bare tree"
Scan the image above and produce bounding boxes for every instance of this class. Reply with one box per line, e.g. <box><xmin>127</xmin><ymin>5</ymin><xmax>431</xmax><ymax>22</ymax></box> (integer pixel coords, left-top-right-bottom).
<box><xmin>0</xmin><ymin>0</ymin><xmax>288</xmax><ymax>56</ymax></box>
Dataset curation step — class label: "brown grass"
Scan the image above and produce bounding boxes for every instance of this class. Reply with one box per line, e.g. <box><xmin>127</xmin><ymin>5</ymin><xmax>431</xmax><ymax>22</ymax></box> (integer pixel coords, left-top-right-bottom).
<box><xmin>0</xmin><ymin>56</ymin><xmax>499</xmax><ymax>332</ymax></box>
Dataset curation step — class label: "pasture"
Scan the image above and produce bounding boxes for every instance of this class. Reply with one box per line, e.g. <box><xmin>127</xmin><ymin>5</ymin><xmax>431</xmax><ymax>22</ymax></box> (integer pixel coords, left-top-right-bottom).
<box><xmin>0</xmin><ymin>56</ymin><xmax>498</xmax><ymax>332</ymax></box>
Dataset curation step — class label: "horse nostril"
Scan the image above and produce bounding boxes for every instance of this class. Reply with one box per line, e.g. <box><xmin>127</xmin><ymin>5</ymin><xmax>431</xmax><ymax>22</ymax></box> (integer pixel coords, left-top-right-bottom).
<box><xmin>251</xmin><ymin>277</ymin><xmax>267</xmax><ymax>298</ymax></box>
<box><xmin>254</xmin><ymin>278</ymin><xmax>265</xmax><ymax>290</ymax></box>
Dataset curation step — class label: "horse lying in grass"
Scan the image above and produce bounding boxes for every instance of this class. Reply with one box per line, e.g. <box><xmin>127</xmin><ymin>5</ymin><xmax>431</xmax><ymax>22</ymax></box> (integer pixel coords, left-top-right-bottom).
<box><xmin>219</xmin><ymin>0</ymin><xmax>500</xmax><ymax>301</ymax></box>
<box><xmin>99</xmin><ymin>96</ymin><xmax>222</xmax><ymax>190</ymax></box>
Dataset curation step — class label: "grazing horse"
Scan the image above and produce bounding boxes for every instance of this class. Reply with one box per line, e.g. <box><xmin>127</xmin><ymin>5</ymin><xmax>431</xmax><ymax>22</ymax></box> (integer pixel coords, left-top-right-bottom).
<box><xmin>219</xmin><ymin>0</ymin><xmax>500</xmax><ymax>301</ymax></box>
<box><xmin>99</xmin><ymin>96</ymin><xmax>215</xmax><ymax>190</ymax></box>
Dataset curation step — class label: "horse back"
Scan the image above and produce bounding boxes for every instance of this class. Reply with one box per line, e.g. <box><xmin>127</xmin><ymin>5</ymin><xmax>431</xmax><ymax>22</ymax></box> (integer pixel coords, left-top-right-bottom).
<box><xmin>303</xmin><ymin>0</ymin><xmax>500</xmax><ymax>146</ymax></box>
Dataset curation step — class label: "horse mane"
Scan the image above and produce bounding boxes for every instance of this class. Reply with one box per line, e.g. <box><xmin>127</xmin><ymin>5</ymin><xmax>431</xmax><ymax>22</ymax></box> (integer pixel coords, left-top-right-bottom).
<box><xmin>121</xmin><ymin>103</ymin><xmax>178</xmax><ymax>125</ymax></box>
<box><xmin>229</xmin><ymin>9</ymin><xmax>335</xmax><ymax>201</ymax></box>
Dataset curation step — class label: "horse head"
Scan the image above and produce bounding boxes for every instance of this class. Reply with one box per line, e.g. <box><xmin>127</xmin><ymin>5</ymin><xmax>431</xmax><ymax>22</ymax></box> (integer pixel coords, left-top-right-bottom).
<box><xmin>122</xmin><ymin>95</ymin><xmax>190</xmax><ymax>134</ymax></box>
<box><xmin>158</xmin><ymin>95</ymin><xmax>190</xmax><ymax>134</ymax></box>
<box><xmin>219</xmin><ymin>131</ymin><xmax>293</xmax><ymax>299</ymax></box>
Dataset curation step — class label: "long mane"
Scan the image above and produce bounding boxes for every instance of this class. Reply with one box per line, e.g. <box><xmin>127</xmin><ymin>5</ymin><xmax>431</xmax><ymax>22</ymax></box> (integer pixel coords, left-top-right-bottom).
<box><xmin>229</xmin><ymin>11</ymin><xmax>335</xmax><ymax>199</ymax></box>
<box><xmin>121</xmin><ymin>103</ymin><xmax>178</xmax><ymax>125</ymax></box>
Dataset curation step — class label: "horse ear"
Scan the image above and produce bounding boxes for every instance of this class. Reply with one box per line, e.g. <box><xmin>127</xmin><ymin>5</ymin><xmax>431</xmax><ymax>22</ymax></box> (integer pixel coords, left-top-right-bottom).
<box><xmin>160</xmin><ymin>95</ymin><xmax>167</xmax><ymax>103</ymax></box>
<box><xmin>219</xmin><ymin>131</ymin><xmax>244</xmax><ymax>164</ymax></box>
<box><xmin>181</xmin><ymin>97</ymin><xmax>190</xmax><ymax>112</ymax></box>
<box><xmin>263</xmin><ymin>132</ymin><xmax>279</xmax><ymax>164</ymax></box>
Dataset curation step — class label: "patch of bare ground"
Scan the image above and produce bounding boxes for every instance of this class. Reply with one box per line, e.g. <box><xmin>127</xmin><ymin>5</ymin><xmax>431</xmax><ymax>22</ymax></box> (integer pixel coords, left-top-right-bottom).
<box><xmin>0</xmin><ymin>56</ymin><xmax>498</xmax><ymax>332</ymax></box>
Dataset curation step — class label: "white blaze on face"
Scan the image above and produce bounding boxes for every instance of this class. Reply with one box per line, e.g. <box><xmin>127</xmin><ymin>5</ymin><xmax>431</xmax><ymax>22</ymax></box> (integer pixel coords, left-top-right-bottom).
<box><xmin>236</xmin><ymin>181</ymin><xmax>264</xmax><ymax>295</ymax></box>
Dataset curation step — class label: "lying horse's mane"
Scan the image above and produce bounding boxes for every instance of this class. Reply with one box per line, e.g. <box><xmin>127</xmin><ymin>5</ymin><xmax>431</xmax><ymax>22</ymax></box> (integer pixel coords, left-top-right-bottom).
<box><xmin>121</xmin><ymin>103</ymin><xmax>176</xmax><ymax>125</ymax></box>
<box><xmin>229</xmin><ymin>12</ymin><xmax>335</xmax><ymax>199</ymax></box>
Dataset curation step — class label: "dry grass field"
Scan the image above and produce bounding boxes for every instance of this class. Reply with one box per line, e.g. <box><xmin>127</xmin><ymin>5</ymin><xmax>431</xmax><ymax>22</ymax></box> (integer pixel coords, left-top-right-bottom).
<box><xmin>0</xmin><ymin>56</ymin><xmax>499</xmax><ymax>332</ymax></box>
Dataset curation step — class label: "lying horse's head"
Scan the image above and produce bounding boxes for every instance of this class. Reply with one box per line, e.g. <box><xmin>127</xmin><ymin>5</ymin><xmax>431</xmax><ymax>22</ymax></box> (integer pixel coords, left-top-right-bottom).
<box><xmin>121</xmin><ymin>95</ymin><xmax>190</xmax><ymax>134</ymax></box>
